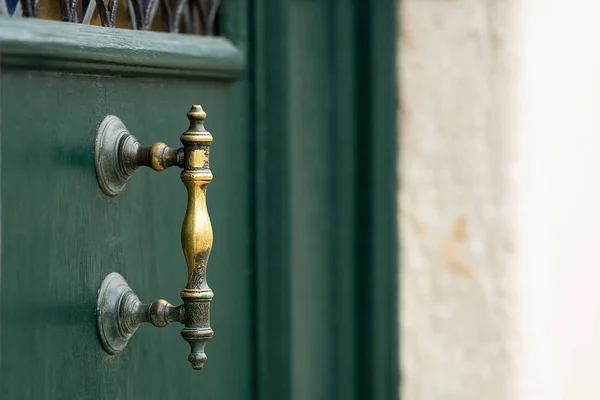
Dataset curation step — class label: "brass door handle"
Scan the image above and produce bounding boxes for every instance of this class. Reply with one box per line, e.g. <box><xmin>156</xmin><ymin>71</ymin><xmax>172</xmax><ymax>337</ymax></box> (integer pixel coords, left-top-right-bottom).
<box><xmin>95</xmin><ymin>105</ymin><xmax>214</xmax><ymax>370</ymax></box>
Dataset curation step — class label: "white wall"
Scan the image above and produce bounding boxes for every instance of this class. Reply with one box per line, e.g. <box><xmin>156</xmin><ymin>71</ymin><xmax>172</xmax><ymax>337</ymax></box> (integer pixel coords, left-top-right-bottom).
<box><xmin>399</xmin><ymin>1</ymin><xmax>600</xmax><ymax>399</ymax></box>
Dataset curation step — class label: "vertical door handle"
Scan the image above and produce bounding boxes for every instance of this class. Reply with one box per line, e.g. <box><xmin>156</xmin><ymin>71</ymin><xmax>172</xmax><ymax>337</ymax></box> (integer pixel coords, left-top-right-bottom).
<box><xmin>95</xmin><ymin>105</ymin><xmax>214</xmax><ymax>370</ymax></box>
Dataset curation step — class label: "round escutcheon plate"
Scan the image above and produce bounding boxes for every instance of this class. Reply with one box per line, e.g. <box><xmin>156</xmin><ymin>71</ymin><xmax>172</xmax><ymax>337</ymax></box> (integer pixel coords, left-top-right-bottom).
<box><xmin>96</xmin><ymin>272</ymin><xmax>136</xmax><ymax>355</ymax></box>
<box><xmin>94</xmin><ymin>116</ymin><xmax>131</xmax><ymax>197</ymax></box>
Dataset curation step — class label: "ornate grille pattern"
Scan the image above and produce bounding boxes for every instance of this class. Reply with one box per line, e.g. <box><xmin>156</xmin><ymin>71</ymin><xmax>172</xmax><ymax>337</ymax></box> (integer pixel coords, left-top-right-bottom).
<box><xmin>0</xmin><ymin>0</ymin><xmax>220</xmax><ymax>35</ymax></box>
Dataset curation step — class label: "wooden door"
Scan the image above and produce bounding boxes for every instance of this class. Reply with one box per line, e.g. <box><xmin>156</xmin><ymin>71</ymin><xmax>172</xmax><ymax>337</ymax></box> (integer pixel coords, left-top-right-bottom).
<box><xmin>0</xmin><ymin>1</ymin><xmax>399</xmax><ymax>399</ymax></box>
<box><xmin>0</xmin><ymin>6</ymin><xmax>252</xmax><ymax>399</ymax></box>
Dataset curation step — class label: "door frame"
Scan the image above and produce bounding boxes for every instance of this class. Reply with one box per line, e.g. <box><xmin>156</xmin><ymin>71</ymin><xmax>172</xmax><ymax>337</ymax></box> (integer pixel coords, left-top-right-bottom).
<box><xmin>223</xmin><ymin>1</ymin><xmax>398</xmax><ymax>398</ymax></box>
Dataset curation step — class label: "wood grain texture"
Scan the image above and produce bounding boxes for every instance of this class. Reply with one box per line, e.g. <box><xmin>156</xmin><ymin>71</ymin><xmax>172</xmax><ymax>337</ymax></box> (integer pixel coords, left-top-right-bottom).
<box><xmin>0</xmin><ymin>70</ymin><xmax>252</xmax><ymax>399</ymax></box>
<box><xmin>0</xmin><ymin>16</ymin><xmax>244</xmax><ymax>79</ymax></box>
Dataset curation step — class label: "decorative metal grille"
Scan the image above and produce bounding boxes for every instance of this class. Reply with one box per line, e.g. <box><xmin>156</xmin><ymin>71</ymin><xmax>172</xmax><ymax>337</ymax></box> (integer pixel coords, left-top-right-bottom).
<box><xmin>0</xmin><ymin>0</ymin><xmax>220</xmax><ymax>35</ymax></box>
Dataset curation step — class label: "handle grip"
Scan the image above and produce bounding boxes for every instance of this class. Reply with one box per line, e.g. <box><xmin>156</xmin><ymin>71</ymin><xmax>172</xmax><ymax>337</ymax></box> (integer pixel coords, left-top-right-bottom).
<box><xmin>179</xmin><ymin>106</ymin><xmax>214</xmax><ymax>370</ymax></box>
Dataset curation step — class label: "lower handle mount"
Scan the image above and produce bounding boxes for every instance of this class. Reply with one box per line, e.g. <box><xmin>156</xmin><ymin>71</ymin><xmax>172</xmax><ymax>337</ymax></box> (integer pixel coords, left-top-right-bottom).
<box><xmin>97</xmin><ymin>273</ymin><xmax>212</xmax><ymax>370</ymax></box>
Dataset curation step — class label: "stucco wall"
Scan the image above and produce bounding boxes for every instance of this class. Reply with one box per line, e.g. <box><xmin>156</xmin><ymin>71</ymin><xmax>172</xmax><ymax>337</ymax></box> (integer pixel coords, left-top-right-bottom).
<box><xmin>399</xmin><ymin>1</ymin><xmax>517</xmax><ymax>398</ymax></box>
<box><xmin>399</xmin><ymin>1</ymin><xmax>600</xmax><ymax>399</ymax></box>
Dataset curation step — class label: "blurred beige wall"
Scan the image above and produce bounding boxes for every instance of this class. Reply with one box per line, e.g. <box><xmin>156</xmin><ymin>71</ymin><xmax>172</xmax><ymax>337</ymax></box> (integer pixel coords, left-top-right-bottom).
<box><xmin>399</xmin><ymin>1</ymin><xmax>600</xmax><ymax>399</ymax></box>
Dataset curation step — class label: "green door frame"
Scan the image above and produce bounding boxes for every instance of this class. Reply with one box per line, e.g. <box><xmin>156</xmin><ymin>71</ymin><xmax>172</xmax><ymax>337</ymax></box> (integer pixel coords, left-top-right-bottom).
<box><xmin>223</xmin><ymin>1</ymin><xmax>398</xmax><ymax>399</ymax></box>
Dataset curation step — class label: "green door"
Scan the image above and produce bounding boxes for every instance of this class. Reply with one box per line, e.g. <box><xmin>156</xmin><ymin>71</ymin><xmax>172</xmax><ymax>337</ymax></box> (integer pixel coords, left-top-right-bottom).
<box><xmin>0</xmin><ymin>1</ymin><xmax>398</xmax><ymax>399</ymax></box>
<box><xmin>0</xmin><ymin>6</ymin><xmax>252</xmax><ymax>399</ymax></box>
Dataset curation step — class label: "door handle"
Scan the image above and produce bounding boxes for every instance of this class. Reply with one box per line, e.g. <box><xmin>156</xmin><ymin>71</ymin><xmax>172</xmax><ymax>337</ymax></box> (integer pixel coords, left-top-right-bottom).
<box><xmin>95</xmin><ymin>105</ymin><xmax>214</xmax><ymax>370</ymax></box>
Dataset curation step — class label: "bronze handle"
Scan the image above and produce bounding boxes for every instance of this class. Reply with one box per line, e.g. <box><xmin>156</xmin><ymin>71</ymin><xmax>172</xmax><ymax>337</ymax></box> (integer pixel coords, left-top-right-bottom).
<box><xmin>95</xmin><ymin>105</ymin><xmax>214</xmax><ymax>370</ymax></box>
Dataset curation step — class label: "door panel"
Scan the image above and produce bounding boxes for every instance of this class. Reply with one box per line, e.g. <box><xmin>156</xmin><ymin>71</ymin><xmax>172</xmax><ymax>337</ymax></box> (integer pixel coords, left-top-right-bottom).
<box><xmin>0</xmin><ymin>70</ymin><xmax>252</xmax><ymax>399</ymax></box>
<box><xmin>0</xmin><ymin>1</ymin><xmax>400</xmax><ymax>399</ymax></box>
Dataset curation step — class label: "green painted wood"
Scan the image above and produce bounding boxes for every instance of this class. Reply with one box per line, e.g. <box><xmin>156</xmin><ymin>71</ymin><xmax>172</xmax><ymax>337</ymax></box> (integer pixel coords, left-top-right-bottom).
<box><xmin>0</xmin><ymin>1</ymin><xmax>397</xmax><ymax>398</ymax></box>
<box><xmin>369</xmin><ymin>2</ymin><xmax>399</xmax><ymax>398</ymax></box>
<box><xmin>0</xmin><ymin>16</ymin><xmax>244</xmax><ymax>79</ymax></box>
<box><xmin>288</xmin><ymin>2</ymin><xmax>334</xmax><ymax>399</ymax></box>
<box><xmin>252</xmin><ymin>1</ymin><xmax>398</xmax><ymax>399</ymax></box>
<box><xmin>356</xmin><ymin>1</ymin><xmax>399</xmax><ymax>399</ymax></box>
<box><xmin>328</xmin><ymin>2</ymin><xmax>360</xmax><ymax>399</ymax></box>
<box><xmin>0</xmin><ymin>71</ymin><xmax>252</xmax><ymax>399</ymax></box>
<box><xmin>252</xmin><ymin>1</ymin><xmax>293</xmax><ymax>399</ymax></box>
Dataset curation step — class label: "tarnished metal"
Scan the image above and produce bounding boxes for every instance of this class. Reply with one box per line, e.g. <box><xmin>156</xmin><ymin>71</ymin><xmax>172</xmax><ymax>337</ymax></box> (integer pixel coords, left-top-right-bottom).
<box><xmin>95</xmin><ymin>116</ymin><xmax>184</xmax><ymax>196</ymax></box>
<box><xmin>1</xmin><ymin>0</ymin><xmax>221</xmax><ymax>34</ymax></box>
<box><xmin>178</xmin><ymin>105</ymin><xmax>214</xmax><ymax>370</ymax></box>
<box><xmin>97</xmin><ymin>272</ymin><xmax>183</xmax><ymax>354</ymax></box>
<box><xmin>94</xmin><ymin>115</ymin><xmax>132</xmax><ymax>196</ymax></box>
<box><xmin>95</xmin><ymin>105</ymin><xmax>214</xmax><ymax>370</ymax></box>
